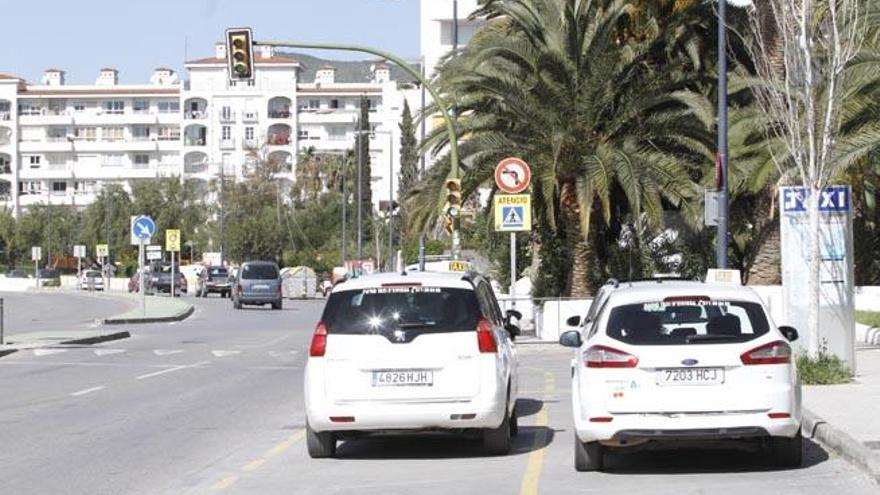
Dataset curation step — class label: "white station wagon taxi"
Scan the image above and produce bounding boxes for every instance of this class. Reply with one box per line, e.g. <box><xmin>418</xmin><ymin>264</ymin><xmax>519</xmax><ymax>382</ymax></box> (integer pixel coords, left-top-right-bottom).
<box><xmin>304</xmin><ymin>271</ymin><xmax>521</xmax><ymax>458</ymax></box>
<box><xmin>560</xmin><ymin>279</ymin><xmax>802</xmax><ymax>471</ymax></box>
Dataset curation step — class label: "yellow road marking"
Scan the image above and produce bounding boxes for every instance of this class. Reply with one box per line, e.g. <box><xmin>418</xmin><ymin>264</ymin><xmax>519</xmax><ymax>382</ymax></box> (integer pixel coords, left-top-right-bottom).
<box><xmin>520</xmin><ymin>372</ymin><xmax>555</xmax><ymax>495</ymax></box>
<box><xmin>211</xmin><ymin>476</ymin><xmax>238</xmax><ymax>491</ymax></box>
<box><xmin>211</xmin><ymin>429</ymin><xmax>306</xmax><ymax>491</ymax></box>
<box><xmin>241</xmin><ymin>458</ymin><xmax>265</xmax><ymax>472</ymax></box>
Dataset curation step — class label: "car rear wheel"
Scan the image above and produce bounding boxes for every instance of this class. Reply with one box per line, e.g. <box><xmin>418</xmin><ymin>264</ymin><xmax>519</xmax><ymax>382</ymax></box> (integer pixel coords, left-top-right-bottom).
<box><xmin>574</xmin><ymin>436</ymin><xmax>604</xmax><ymax>472</ymax></box>
<box><xmin>510</xmin><ymin>404</ymin><xmax>519</xmax><ymax>437</ymax></box>
<box><xmin>770</xmin><ymin>429</ymin><xmax>803</xmax><ymax>468</ymax></box>
<box><xmin>483</xmin><ymin>409</ymin><xmax>512</xmax><ymax>455</ymax></box>
<box><xmin>272</xmin><ymin>301</ymin><xmax>282</xmax><ymax>310</ymax></box>
<box><xmin>306</xmin><ymin>422</ymin><xmax>336</xmax><ymax>458</ymax></box>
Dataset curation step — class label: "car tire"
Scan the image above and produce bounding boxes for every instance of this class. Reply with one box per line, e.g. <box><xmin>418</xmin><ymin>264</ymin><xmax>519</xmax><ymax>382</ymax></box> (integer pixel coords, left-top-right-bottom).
<box><xmin>483</xmin><ymin>409</ymin><xmax>512</xmax><ymax>455</ymax></box>
<box><xmin>770</xmin><ymin>429</ymin><xmax>803</xmax><ymax>468</ymax></box>
<box><xmin>574</xmin><ymin>436</ymin><xmax>604</xmax><ymax>472</ymax></box>
<box><xmin>234</xmin><ymin>299</ymin><xmax>242</xmax><ymax>310</ymax></box>
<box><xmin>306</xmin><ymin>422</ymin><xmax>336</xmax><ymax>458</ymax></box>
<box><xmin>272</xmin><ymin>301</ymin><xmax>282</xmax><ymax>310</ymax></box>
<box><xmin>510</xmin><ymin>404</ymin><xmax>519</xmax><ymax>437</ymax></box>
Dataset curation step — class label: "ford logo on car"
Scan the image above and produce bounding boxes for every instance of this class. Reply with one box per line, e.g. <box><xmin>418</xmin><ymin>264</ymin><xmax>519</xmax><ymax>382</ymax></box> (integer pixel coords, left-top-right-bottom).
<box><xmin>681</xmin><ymin>358</ymin><xmax>699</xmax><ymax>366</ymax></box>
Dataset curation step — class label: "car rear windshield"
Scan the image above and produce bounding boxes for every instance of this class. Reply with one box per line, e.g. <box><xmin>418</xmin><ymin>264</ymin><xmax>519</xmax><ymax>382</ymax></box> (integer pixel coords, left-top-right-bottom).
<box><xmin>241</xmin><ymin>264</ymin><xmax>279</xmax><ymax>280</ymax></box>
<box><xmin>85</xmin><ymin>271</ymin><xmax>101</xmax><ymax>278</ymax></box>
<box><xmin>209</xmin><ymin>268</ymin><xmax>228</xmax><ymax>277</ymax></box>
<box><xmin>605</xmin><ymin>298</ymin><xmax>770</xmax><ymax>345</ymax></box>
<box><xmin>321</xmin><ymin>286</ymin><xmax>480</xmax><ymax>336</ymax></box>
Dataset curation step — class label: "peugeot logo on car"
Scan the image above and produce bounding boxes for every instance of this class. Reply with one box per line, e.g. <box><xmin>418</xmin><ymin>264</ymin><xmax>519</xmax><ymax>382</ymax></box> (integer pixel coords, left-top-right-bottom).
<box><xmin>393</xmin><ymin>330</ymin><xmax>407</xmax><ymax>342</ymax></box>
<box><xmin>681</xmin><ymin>358</ymin><xmax>699</xmax><ymax>366</ymax></box>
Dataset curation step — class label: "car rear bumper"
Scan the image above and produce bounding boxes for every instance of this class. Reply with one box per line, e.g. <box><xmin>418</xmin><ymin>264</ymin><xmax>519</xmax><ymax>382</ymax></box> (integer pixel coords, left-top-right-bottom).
<box><xmin>574</xmin><ymin>410</ymin><xmax>801</xmax><ymax>444</ymax></box>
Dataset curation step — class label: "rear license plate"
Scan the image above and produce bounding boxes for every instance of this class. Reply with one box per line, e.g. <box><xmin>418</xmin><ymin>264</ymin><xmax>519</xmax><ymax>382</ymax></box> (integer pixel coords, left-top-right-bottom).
<box><xmin>371</xmin><ymin>369</ymin><xmax>434</xmax><ymax>387</ymax></box>
<box><xmin>656</xmin><ymin>367</ymin><xmax>724</xmax><ymax>386</ymax></box>
<box><xmin>253</xmin><ymin>284</ymin><xmax>269</xmax><ymax>290</ymax></box>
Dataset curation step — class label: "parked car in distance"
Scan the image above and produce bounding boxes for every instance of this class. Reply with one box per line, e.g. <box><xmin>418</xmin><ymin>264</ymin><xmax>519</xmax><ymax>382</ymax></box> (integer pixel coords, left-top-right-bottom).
<box><xmin>78</xmin><ymin>270</ymin><xmax>104</xmax><ymax>290</ymax></box>
<box><xmin>6</xmin><ymin>269</ymin><xmax>30</xmax><ymax>278</ymax></box>
<box><xmin>147</xmin><ymin>264</ymin><xmax>187</xmax><ymax>295</ymax></box>
<box><xmin>232</xmin><ymin>261</ymin><xmax>282</xmax><ymax>310</ymax></box>
<box><xmin>38</xmin><ymin>269</ymin><xmax>61</xmax><ymax>287</ymax></box>
<box><xmin>196</xmin><ymin>266</ymin><xmax>231</xmax><ymax>298</ymax></box>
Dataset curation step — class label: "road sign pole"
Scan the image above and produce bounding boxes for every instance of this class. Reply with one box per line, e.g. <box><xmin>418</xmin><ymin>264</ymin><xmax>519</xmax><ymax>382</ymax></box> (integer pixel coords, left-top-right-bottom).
<box><xmin>171</xmin><ymin>251</ymin><xmax>176</xmax><ymax>299</ymax></box>
<box><xmin>510</xmin><ymin>232</ymin><xmax>516</xmax><ymax>309</ymax></box>
<box><xmin>35</xmin><ymin>259</ymin><xmax>39</xmax><ymax>291</ymax></box>
<box><xmin>139</xmin><ymin>239</ymin><xmax>146</xmax><ymax>317</ymax></box>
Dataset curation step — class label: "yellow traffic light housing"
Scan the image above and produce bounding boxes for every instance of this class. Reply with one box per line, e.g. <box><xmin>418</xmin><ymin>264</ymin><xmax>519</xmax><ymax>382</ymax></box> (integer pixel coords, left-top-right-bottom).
<box><xmin>226</xmin><ymin>28</ymin><xmax>254</xmax><ymax>81</ymax></box>
<box><xmin>445</xmin><ymin>178</ymin><xmax>462</xmax><ymax>218</ymax></box>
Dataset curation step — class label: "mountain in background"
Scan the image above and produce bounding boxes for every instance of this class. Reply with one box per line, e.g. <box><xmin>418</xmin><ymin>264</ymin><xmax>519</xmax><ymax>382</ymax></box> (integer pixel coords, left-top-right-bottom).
<box><xmin>279</xmin><ymin>52</ymin><xmax>420</xmax><ymax>85</ymax></box>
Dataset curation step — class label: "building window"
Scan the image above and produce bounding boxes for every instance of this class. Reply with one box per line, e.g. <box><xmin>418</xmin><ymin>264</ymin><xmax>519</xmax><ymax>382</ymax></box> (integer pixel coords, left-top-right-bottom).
<box><xmin>75</xmin><ymin>127</ymin><xmax>97</xmax><ymax>141</ymax></box>
<box><xmin>221</xmin><ymin>106</ymin><xmax>233</xmax><ymax>120</ymax></box>
<box><xmin>298</xmin><ymin>130</ymin><xmax>308</xmax><ymax>139</ymax></box>
<box><xmin>28</xmin><ymin>156</ymin><xmax>41</xmax><ymax>168</ymax></box>
<box><xmin>102</xmin><ymin>154</ymin><xmax>124</xmax><ymax>167</ymax></box>
<box><xmin>73</xmin><ymin>103</ymin><xmax>86</xmax><ymax>113</ymax></box>
<box><xmin>102</xmin><ymin>100</ymin><xmax>124</xmax><ymax>114</ymax></box>
<box><xmin>308</xmin><ymin>99</ymin><xmax>320</xmax><ymax>110</ymax></box>
<box><xmin>440</xmin><ymin>21</ymin><xmax>479</xmax><ymax>46</ymax></box>
<box><xmin>102</xmin><ymin>127</ymin><xmax>124</xmax><ymax>141</ymax></box>
<box><xmin>158</xmin><ymin>101</ymin><xmax>180</xmax><ymax>113</ymax></box>
<box><xmin>52</xmin><ymin>181</ymin><xmax>67</xmax><ymax>193</ymax></box>
<box><xmin>133</xmin><ymin>154</ymin><xmax>150</xmax><ymax>168</ymax></box>
<box><xmin>132</xmin><ymin>125</ymin><xmax>151</xmax><ymax>140</ymax></box>
<box><xmin>222</xmin><ymin>126</ymin><xmax>232</xmax><ymax>140</ymax></box>
<box><xmin>245</xmin><ymin>127</ymin><xmax>254</xmax><ymax>140</ymax></box>
<box><xmin>329</xmin><ymin>99</ymin><xmax>339</xmax><ymax>110</ymax></box>
<box><xmin>18</xmin><ymin>103</ymin><xmax>40</xmax><ymax>116</ymax></box>
<box><xmin>133</xmin><ymin>100</ymin><xmax>149</xmax><ymax>114</ymax></box>
<box><xmin>157</xmin><ymin>127</ymin><xmax>179</xmax><ymax>140</ymax></box>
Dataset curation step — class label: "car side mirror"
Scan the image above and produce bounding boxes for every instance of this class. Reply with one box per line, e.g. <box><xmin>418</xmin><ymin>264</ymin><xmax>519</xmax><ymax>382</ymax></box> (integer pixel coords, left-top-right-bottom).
<box><xmin>506</xmin><ymin>309</ymin><xmax>522</xmax><ymax>321</ymax></box>
<box><xmin>566</xmin><ymin>315</ymin><xmax>581</xmax><ymax>327</ymax></box>
<box><xmin>559</xmin><ymin>330</ymin><xmax>582</xmax><ymax>348</ymax></box>
<box><xmin>505</xmin><ymin>322</ymin><xmax>521</xmax><ymax>340</ymax></box>
<box><xmin>779</xmin><ymin>326</ymin><xmax>799</xmax><ymax>342</ymax></box>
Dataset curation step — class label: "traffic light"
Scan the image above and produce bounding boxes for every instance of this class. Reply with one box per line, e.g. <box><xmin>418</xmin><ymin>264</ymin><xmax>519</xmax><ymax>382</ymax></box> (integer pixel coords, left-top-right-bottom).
<box><xmin>226</xmin><ymin>28</ymin><xmax>254</xmax><ymax>81</ymax></box>
<box><xmin>445</xmin><ymin>178</ymin><xmax>462</xmax><ymax>218</ymax></box>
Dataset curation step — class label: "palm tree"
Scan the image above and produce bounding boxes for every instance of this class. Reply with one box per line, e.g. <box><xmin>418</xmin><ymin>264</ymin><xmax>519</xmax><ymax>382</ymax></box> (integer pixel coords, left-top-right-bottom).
<box><xmin>410</xmin><ymin>0</ymin><xmax>710</xmax><ymax>296</ymax></box>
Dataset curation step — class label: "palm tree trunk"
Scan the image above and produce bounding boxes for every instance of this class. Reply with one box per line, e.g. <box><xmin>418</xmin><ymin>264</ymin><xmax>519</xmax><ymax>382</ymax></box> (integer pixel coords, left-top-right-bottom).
<box><xmin>746</xmin><ymin>222</ymin><xmax>781</xmax><ymax>285</ymax></box>
<box><xmin>560</xmin><ymin>180</ymin><xmax>593</xmax><ymax>297</ymax></box>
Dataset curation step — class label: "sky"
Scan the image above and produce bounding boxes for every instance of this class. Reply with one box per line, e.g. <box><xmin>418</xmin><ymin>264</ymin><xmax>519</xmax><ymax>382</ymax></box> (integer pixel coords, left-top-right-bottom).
<box><xmin>0</xmin><ymin>0</ymin><xmax>420</xmax><ymax>84</ymax></box>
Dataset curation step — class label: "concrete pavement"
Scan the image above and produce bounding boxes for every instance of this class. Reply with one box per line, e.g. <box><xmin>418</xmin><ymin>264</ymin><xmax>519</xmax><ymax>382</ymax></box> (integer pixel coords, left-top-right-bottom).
<box><xmin>0</xmin><ymin>295</ymin><xmax>876</xmax><ymax>494</ymax></box>
<box><xmin>803</xmin><ymin>345</ymin><xmax>880</xmax><ymax>483</ymax></box>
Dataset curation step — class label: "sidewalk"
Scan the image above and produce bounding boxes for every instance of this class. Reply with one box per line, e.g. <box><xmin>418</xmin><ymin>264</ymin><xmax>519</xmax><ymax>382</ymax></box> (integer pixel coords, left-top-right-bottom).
<box><xmin>803</xmin><ymin>345</ymin><xmax>880</xmax><ymax>484</ymax></box>
<box><xmin>101</xmin><ymin>294</ymin><xmax>194</xmax><ymax>324</ymax></box>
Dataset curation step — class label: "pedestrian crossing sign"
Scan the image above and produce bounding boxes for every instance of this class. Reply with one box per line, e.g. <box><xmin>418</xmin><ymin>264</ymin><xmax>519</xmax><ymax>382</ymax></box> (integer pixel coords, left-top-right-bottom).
<box><xmin>494</xmin><ymin>194</ymin><xmax>532</xmax><ymax>231</ymax></box>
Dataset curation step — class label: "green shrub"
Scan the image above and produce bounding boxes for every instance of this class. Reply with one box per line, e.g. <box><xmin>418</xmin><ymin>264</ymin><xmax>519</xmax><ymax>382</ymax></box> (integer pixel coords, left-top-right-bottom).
<box><xmin>856</xmin><ymin>310</ymin><xmax>880</xmax><ymax>328</ymax></box>
<box><xmin>797</xmin><ymin>353</ymin><xmax>851</xmax><ymax>385</ymax></box>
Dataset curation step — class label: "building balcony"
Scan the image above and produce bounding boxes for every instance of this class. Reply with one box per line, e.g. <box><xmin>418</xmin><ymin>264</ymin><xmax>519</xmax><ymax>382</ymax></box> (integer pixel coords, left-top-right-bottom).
<box><xmin>297</xmin><ymin>110</ymin><xmax>358</xmax><ymax>124</ymax></box>
<box><xmin>184</xmin><ymin>162</ymin><xmax>209</xmax><ymax>174</ymax></box>
<box><xmin>184</xmin><ymin>110</ymin><xmax>208</xmax><ymax>120</ymax></box>
<box><xmin>267</xmin><ymin>135</ymin><xmax>291</xmax><ymax>146</ymax></box>
<box><xmin>19</xmin><ymin>111</ymin><xmax>74</xmax><ymax>126</ymax></box>
<box><xmin>219</xmin><ymin>111</ymin><xmax>235</xmax><ymax>123</ymax></box>
<box><xmin>268</xmin><ymin>110</ymin><xmax>292</xmax><ymax>119</ymax></box>
<box><xmin>18</xmin><ymin>166</ymin><xmax>73</xmax><ymax>180</ymax></box>
<box><xmin>0</xmin><ymin>111</ymin><xmax>13</xmax><ymax>121</ymax></box>
<box><xmin>241</xmin><ymin>138</ymin><xmax>259</xmax><ymax>149</ymax></box>
<box><xmin>242</xmin><ymin>111</ymin><xmax>259</xmax><ymax>123</ymax></box>
<box><xmin>219</xmin><ymin>138</ymin><xmax>235</xmax><ymax>150</ymax></box>
<box><xmin>128</xmin><ymin>138</ymin><xmax>160</xmax><ymax>152</ymax></box>
<box><xmin>156</xmin><ymin>139</ymin><xmax>180</xmax><ymax>152</ymax></box>
<box><xmin>72</xmin><ymin>113</ymin><xmax>133</xmax><ymax>126</ymax></box>
<box><xmin>156</xmin><ymin>112</ymin><xmax>180</xmax><ymax>125</ymax></box>
<box><xmin>19</xmin><ymin>139</ymin><xmax>74</xmax><ymax>153</ymax></box>
<box><xmin>184</xmin><ymin>137</ymin><xmax>206</xmax><ymax>147</ymax></box>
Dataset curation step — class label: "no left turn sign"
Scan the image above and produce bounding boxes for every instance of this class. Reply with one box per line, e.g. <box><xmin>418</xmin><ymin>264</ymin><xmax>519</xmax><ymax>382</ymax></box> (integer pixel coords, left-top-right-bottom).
<box><xmin>495</xmin><ymin>157</ymin><xmax>531</xmax><ymax>194</ymax></box>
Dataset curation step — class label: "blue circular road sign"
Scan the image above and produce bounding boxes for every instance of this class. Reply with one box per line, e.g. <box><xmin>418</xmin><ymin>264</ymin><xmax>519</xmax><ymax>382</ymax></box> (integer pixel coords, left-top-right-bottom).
<box><xmin>132</xmin><ymin>216</ymin><xmax>156</xmax><ymax>241</ymax></box>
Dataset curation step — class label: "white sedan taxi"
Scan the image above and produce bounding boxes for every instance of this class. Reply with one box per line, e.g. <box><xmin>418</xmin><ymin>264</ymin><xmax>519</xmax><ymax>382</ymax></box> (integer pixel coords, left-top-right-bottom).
<box><xmin>304</xmin><ymin>271</ymin><xmax>520</xmax><ymax>458</ymax></box>
<box><xmin>560</xmin><ymin>278</ymin><xmax>802</xmax><ymax>471</ymax></box>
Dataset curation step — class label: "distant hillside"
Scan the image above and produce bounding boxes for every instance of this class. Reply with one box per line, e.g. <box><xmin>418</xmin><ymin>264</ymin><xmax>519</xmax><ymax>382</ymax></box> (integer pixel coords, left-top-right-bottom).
<box><xmin>278</xmin><ymin>52</ymin><xmax>420</xmax><ymax>85</ymax></box>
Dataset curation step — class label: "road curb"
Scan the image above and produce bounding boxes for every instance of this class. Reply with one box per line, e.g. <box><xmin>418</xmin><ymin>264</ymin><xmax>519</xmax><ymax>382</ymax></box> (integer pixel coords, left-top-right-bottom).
<box><xmin>61</xmin><ymin>331</ymin><xmax>131</xmax><ymax>346</ymax></box>
<box><xmin>102</xmin><ymin>303</ymin><xmax>194</xmax><ymax>325</ymax></box>
<box><xmin>803</xmin><ymin>408</ymin><xmax>880</xmax><ymax>484</ymax></box>
<box><xmin>0</xmin><ymin>348</ymin><xmax>18</xmax><ymax>358</ymax></box>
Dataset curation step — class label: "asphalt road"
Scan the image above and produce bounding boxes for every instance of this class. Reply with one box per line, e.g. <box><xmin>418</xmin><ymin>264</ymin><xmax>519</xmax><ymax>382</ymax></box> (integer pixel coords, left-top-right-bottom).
<box><xmin>0</xmin><ymin>293</ymin><xmax>876</xmax><ymax>495</ymax></box>
<box><xmin>0</xmin><ymin>291</ymin><xmax>133</xmax><ymax>337</ymax></box>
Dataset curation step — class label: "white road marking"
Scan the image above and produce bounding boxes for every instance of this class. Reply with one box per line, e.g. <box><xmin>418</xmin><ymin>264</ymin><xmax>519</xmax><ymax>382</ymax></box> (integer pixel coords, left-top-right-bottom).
<box><xmin>211</xmin><ymin>350</ymin><xmax>241</xmax><ymax>358</ymax></box>
<box><xmin>94</xmin><ymin>349</ymin><xmax>126</xmax><ymax>356</ymax></box>
<box><xmin>71</xmin><ymin>386</ymin><xmax>105</xmax><ymax>396</ymax></box>
<box><xmin>33</xmin><ymin>349</ymin><xmax>67</xmax><ymax>356</ymax></box>
<box><xmin>136</xmin><ymin>361</ymin><xmax>210</xmax><ymax>380</ymax></box>
<box><xmin>153</xmin><ymin>349</ymin><xmax>184</xmax><ymax>356</ymax></box>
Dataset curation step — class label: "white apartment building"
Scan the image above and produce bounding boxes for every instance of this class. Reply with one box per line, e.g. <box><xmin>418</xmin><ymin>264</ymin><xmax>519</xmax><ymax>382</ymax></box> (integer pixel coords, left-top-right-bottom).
<box><xmin>0</xmin><ymin>43</ymin><xmax>419</xmax><ymax>217</ymax></box>
<box><xmin>0</xmin><ymin>68</ymin><xmax>182</xmax><ymax>216</ymax></box>
<box><xmin>420</xmin><ymin>0</ymin><xmax>484</xmax><ymax>79</ymax></box>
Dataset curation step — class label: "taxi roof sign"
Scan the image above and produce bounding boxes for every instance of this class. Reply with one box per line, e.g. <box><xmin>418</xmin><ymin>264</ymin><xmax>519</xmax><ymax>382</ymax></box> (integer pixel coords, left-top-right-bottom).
<box><xmin>705</xmin><ymin>269</ymin><xmax>741</xmax><ymax>285</ymax></box>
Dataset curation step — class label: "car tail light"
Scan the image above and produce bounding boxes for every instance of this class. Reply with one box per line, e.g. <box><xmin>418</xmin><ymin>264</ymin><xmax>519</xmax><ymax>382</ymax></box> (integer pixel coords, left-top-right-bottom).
<box><xmin>476</xmin><ymin>318</ymin><xmax>496</xmax><ymax>353</ymax></box>
<box><xmin>740</xmin><ymin>340</ymin><xmax>791</xmax><ymax>365</ymax></box>
<box><xmin>309</xmin><ymin>321</ymin><xmax>328</xmax><ymax>357</ymax></box>
<box><xmin>768</xmin><ymin>412</ymin><xmax>791</xmax><ymax>419</ymax></box>
<box><xmin>584</xmin><ymin>345</ymin><xmax>639</xmax><ymax>368</ymax></box>
<box><xmin>589</xmin><ymin>417</ymin><xmax>614</xmax><ymax>423</ymax></box>
<box><xmin>329</xmin><ymin>416</ymin><xmax>355</xmax><ymax>423</ymax></box>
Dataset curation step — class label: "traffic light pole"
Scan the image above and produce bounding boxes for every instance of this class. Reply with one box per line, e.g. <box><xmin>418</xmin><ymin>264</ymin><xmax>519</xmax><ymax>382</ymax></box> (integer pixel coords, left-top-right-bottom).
<box><xmin>254</xmin><ymin>40</ymin><xmax>462</xmax><ymax>256</ymax></box>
